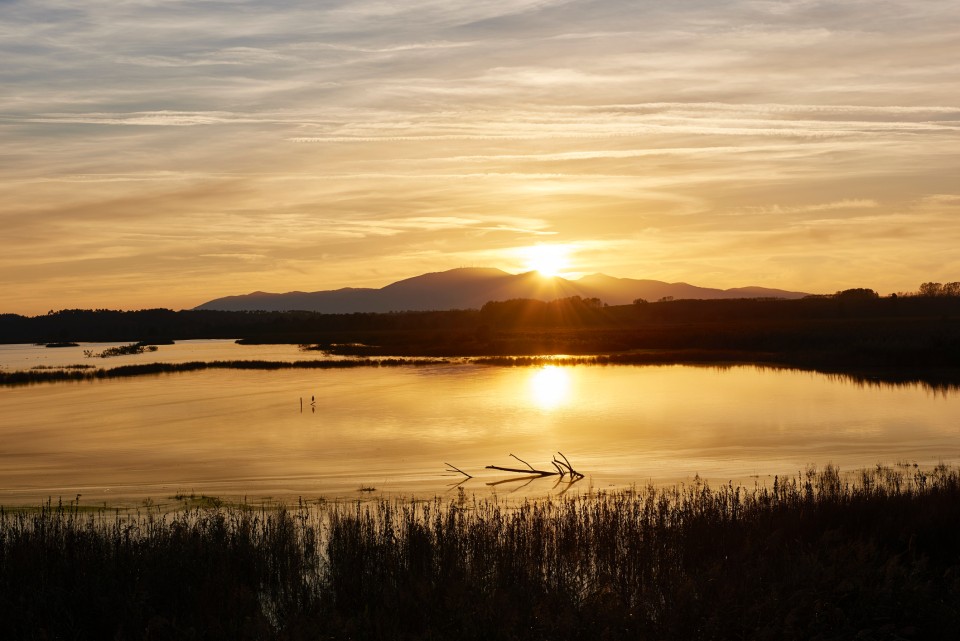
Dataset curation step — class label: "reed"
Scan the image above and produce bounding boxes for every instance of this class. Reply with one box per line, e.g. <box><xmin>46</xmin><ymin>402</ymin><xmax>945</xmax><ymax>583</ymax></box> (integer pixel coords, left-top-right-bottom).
<box><xmin>0</xmin><ymin>357</ymin><xmax>447</xmax><ymax>386</ymax></box>
<box><xmin>5</xmin><ymin>355</ymin><xmax>959</xmax><ymax>394</ymax></box>
<box><xmin>2</xmin><ymin>465</ymin><xmax>959</xmax><ymax>639</ymax></box>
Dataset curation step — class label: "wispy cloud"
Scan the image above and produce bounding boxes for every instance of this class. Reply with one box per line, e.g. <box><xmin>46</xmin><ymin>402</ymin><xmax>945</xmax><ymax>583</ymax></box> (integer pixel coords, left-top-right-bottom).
<box><xmin>2</xmin><ymin>0</ymin><xmax>959</xmax><ymax>312</ymax></box>
<box><xmin>20</xmin><ymin>111</ymin><xmax>263</xmax><ymax>126</ymax></box>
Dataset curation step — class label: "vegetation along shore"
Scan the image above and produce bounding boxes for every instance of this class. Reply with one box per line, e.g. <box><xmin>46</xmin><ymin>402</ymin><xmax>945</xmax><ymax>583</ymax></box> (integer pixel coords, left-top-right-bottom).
<box><xmin>4</xmin><ymin>354</ymin><xmax>960</xmax><ymax>394</ymax></box>
<box><xmin>3</xmin><ymin>290</ymin><xmax>959</xmax><ymax>369</ymax></box>
<box><xmin>1</xmin><ymin>464</ymin><xmax>958</xmax><ymax>640</ymax></box>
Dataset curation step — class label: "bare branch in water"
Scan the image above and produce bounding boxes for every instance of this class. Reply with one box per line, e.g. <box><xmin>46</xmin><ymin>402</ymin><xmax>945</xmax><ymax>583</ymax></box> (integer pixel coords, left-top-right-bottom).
<box><xmin>554</xmin><ymin>451</ymin><xmax>584</xmax><ymax>479</ymax></box>
<box><xmin>510</xmin><ymin>453</ymin><xmax>538</xmax><ymax>472</ymax></box>
<box><xmin>486</xmin><ymin>452</ymin><xmax>582</xmax><ymax>478</ymax></box>
<box><xmin>485</xmin><ymin>465</ymin><xmax>557</xmax><ymax>476</ymax></box>
<box><xmin>444</xmin><ymin>462</ymin><xmax>473</xmax><ymax>479</ymax></box>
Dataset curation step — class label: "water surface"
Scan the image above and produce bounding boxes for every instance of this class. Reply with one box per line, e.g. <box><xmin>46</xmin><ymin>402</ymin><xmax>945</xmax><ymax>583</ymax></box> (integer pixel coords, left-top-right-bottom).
<box><xmin>0</xmin><ymin>339</ymin><xmax>330</xmax><ymax>371</ymax></box>
<box><xmin>2</xmin><ymin>350</ymin><xmax>958</xmax><ymax>505</ymax></box>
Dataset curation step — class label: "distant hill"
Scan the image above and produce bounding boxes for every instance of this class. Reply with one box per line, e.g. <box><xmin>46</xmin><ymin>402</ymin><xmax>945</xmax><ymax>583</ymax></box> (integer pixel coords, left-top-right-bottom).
<box><xmin>194</xmin><ymin>268</ymin><xmax>810</xmax><ymax>312</ymax></box>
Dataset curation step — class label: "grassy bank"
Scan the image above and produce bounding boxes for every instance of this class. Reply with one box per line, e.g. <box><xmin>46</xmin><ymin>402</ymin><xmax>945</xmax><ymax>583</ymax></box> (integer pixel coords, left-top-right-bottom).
<box><xmin>4</xmin><ymin>353</ymin><xmax>959</xmax><ymax>393</ymax></box>
<box><xmin>0</xmin><ymin>357</ymin><xmax>446</xmax><ymax>385</ymax></box>
<box><xmin>2</xmin><ymin>465</ymin><xmax>959</xmax><ymax>640</ymax></box>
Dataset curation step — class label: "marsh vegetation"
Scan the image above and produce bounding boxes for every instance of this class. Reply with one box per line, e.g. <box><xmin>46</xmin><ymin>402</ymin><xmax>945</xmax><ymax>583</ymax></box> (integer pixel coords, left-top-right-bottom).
<box><xmin>2</xmin><ymin>464</ymin><xmax>958</xmax><ymax>640</ymax></box>
<box><xmin>3</xmin><ymin>353</ymin><xmax>958</xmax><ymax>394</ymax></box>
<box><xmin>4</xmin><ymin>293</ymin><xmax>960</xmax><ymax>371</ymax></box>
<box><xmin>83</xmin><ymin>342</ymin><xmax>159</xmax><ymax>358</ymax></box>
<box><xmin>0</xmin><ymin>356</ymin><xmax>444</xmax><ymax>385</ymax></box>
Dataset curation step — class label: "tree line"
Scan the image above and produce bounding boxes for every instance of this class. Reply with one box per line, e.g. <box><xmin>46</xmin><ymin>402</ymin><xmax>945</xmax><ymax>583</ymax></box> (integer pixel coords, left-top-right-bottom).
<box><xmin>916</xmin><ymin>282</ymin><xmax>960</xmax><ymax>297</ymax></box>
<box><xmin>2</xmin><ymin>286</ymin><xmax>959</xmax><ymax>348</ymax></box>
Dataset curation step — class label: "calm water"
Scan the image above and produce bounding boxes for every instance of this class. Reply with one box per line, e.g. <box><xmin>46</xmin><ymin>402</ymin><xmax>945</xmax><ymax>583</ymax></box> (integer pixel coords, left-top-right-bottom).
<box><xmin>0</xmin><ymin>339</ymin><xmax>340</xmax><ymax>370</ymax></box>
<box><xmin>1</xmin><ymin>342</ymin><xmax>958</xmax><ymax>505</ymax></box>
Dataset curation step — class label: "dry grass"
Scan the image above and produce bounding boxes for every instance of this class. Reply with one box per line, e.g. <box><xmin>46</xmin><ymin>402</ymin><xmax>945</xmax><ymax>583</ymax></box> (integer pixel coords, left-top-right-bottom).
<box><xmin>2</xmin><ymin>464</ymin><xmax>959</xmax><ymax>640</ymax></box>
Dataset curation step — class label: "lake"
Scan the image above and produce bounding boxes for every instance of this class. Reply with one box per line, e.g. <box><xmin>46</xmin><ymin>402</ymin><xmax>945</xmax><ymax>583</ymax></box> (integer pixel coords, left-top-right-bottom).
<box><xmin>1</xmin><ymin>341</ymin><xmax>958</xmax><ymax>505</ymax></box>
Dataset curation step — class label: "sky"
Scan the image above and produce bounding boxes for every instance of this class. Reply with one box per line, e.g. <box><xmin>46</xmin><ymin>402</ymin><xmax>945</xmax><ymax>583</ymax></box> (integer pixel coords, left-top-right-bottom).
<box><xmin>2</xmin><ymin>0</ymin><xmax>959</xmax><ymax>315</ymax></box>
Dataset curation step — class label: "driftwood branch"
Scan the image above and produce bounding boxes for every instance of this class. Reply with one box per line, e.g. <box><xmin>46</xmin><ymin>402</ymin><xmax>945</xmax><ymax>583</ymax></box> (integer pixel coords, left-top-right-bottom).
<box><xmin>486</xmin><ymin>452</ymin><xmax>584</xmax><ymax>479</ymax></box>
<box><xmin>510</xmin><ymin>453</ymin><xmax>537</xmax><ymax>472</ymax></box>
<box><xmin>553</xmin><ymin>451</ymin><xmax>584</xmax><ymax>479</ymax></box>
<box><xmin>450</xmin><ymin>453</ymin><xmax>585</xmax><ymax>484</ymax></box>
<box><xmin>484</xmin><ymin>465</ymin><xmax>556</xmax><ymax>477</ymax></box>
<box><xmin>444</xmin><ymin>462</ymin><xmax>473</xmax><ymax>479</ymax></box>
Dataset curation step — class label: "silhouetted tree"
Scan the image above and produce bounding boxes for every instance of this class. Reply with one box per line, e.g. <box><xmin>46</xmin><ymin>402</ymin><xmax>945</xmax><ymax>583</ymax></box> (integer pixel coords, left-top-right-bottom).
<box><xmin>919</xmin><ymin>282</ymin><xmax>944</xmax><ymax>297</ymax></box>
<box><xmin>834</xmin><ymin>288</ymin><xmax>879</xmax><ymax>300</ymax></box>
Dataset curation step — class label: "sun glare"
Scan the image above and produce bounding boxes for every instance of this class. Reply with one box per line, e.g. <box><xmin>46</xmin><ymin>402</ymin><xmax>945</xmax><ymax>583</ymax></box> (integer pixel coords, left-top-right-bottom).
<box><xmin>523</xmin><ymin>244</ymin><xmax>571</xmax><ymax>278</ymax></box>
<box><xmin>529</xmin><ymin>366</ymin><xmax>571</xmax><ymax>410</ymax></box>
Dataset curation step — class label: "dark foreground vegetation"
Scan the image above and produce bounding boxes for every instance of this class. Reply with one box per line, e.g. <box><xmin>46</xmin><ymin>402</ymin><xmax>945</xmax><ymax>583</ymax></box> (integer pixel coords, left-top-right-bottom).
<box><xmin>2</xmin><ymin>464</ymin><xmax>959</xmax><ymax>640</ymax></box>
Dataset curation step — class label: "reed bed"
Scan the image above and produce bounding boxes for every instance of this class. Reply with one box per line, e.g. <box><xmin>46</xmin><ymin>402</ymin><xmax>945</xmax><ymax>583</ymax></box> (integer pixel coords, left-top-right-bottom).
<box><xmin>2</xmin><ymin>465</ymin><xmax>959</xmax><ymax>640</ymax></box>
<box><xmin>6</xmin><ymin>352</ymin><xmax>959</xmax><ymax>394</ymax></box>
<box><xmin>0</xmin><ymin>357</ymin><xmax>446</xmax><ymax>386</ymax></box>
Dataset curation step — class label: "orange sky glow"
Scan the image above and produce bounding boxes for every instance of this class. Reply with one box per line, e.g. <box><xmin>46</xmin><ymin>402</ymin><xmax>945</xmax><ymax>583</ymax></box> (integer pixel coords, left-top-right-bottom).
<box><xmin>2</xmin><ymin>1</ymin><xmax>959</xmax><ymax>315</ymax></box>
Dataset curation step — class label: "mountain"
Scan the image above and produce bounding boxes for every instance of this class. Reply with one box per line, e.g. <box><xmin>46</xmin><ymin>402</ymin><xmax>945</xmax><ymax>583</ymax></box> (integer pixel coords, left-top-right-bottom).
<box><xmin>194</xmin><ymin>268</ymin><xmax>810</xmax><ymax>312</ymax></box>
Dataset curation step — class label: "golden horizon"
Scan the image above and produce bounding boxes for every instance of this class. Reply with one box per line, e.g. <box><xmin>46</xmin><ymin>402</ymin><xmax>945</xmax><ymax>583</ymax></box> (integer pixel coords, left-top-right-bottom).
<box><xmin>1</xmin><ymin>2</ymin><xmax>957</xmax><ymax>315</ymax></box>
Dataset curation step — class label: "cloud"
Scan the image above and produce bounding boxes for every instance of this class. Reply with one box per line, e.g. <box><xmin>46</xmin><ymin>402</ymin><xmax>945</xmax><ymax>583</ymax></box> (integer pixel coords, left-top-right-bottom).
<box><xmin>732</xmin><ymin>200</ymin><xmax>880</xmax><ymax>216</ymax></box>
<box><xmin>2</xmin><ymin>0</ymin><xmax>959</xmax><ymax>312</ymax></box>
<box><xmin>917</xmin><ymin>194</ymin><xmax>960</xmax><ymax>207</ymax></box>
<box><xmin>21</xmin><ymin>111</ymin><xmax>261</xmax><ymax>126</ymax></box>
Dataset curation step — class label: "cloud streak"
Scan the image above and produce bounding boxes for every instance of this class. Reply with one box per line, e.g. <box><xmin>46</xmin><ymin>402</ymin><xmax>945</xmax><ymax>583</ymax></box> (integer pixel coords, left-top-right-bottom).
<box><xmin>1</xmin><ymin>0</ymin><xmax>959</xmax><ymax>313</ymax></box>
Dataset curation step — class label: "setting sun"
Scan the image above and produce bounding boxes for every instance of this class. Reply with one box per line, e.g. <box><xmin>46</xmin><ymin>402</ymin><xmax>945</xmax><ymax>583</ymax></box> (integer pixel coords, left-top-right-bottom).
<box><xmin>522</xmin><ymin>245</ymin><xmax>571</xmax><ymax>278</ymax></box>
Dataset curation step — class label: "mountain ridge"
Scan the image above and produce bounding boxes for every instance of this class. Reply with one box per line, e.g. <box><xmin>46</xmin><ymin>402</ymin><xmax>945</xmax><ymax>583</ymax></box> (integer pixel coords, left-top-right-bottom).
<box><xmin>194</xmin><ymin>267</ymin><xmax>811</xmax><ymax>313</ymax></box>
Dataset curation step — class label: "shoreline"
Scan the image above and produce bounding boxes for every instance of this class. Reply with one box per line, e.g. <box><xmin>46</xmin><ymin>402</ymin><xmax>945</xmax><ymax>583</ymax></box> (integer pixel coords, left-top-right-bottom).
<box><xmin>3</xmin><ymin>350</ymin><xmax>959</xmax><ymax>391</ymax></box>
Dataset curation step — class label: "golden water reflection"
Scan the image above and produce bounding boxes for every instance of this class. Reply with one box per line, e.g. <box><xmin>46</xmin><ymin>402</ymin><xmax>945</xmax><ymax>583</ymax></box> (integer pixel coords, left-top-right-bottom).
<box><xmin>1</xmin><ymin>361</ymin><xmax>959</xmax><ymax>504</ymax></box>
<box><xmin>528</xmin><ymin>366</ymin><xmax>571</xmax><ymax>410</ymax></box>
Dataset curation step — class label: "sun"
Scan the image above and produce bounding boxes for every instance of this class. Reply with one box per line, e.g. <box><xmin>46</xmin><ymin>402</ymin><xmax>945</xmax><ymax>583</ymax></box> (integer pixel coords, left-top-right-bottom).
<box><xmin>522</xmin><ymin>244</ymin><xmax>571</xmax><ymax>278</ymax></box>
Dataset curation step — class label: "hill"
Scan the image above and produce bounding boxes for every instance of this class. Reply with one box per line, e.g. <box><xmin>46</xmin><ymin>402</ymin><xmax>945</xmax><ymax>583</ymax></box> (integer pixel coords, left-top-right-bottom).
<box><xmin>194</xmin><ymin>268</ymin><xmax>809</xmax><ymax>312</ymax></box>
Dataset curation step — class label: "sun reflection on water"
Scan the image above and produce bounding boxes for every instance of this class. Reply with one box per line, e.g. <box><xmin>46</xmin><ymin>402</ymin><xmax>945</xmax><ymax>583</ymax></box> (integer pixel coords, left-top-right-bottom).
<box><xmin>529</xmin><ymin>366</ymin><xmax>571</xmax><ymax>410</ymax></box>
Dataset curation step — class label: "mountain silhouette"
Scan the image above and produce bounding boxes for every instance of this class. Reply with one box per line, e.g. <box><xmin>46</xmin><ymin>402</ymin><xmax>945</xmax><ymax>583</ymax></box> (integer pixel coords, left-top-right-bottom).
<box><xmin>194</xmin><ymin>268</ymin><xmax>810</xmax><ymax>312</ymax></box>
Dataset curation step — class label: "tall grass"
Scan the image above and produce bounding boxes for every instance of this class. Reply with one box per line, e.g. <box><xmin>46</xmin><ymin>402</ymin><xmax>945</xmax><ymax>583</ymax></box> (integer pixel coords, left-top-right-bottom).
<box><xmin>2</xmin><ymin>465</ymin><xmax>959</xmax><ymax>640</ymax></box>
<box><xmin>0</xmin><ymin>498</ymin><xmax>321</xmax><ymax>639</ymax></box>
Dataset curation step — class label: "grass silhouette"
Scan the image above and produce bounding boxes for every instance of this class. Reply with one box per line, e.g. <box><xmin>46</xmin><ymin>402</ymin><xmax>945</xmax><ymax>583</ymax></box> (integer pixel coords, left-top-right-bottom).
<box><xmin>0</xmin><ymin>357</ymin><xmax>445</xmax><ymax>385</ymax></box>
<box><xmin>2</xmin><ymin>464</ymin><xmax>959</xmax><ymax>639</ymax></box>
<box><xmin>3</xmin><ymin>355</ymin><xmax>959</xmax><ymax>394</ymax></box>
